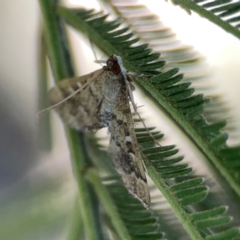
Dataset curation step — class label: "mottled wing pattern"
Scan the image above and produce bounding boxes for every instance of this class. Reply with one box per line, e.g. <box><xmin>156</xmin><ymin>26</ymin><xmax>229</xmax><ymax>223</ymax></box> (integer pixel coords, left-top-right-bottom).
<box><xmin>49</xmin><ymin>69</ymin><xmax>107</xmax><ymax>131</ymax></box>
<box><xmin>108</xmin><ymin>83</ymin><xmax>150</xmax><ymax>208</ymax></box>
<box><xmin>49</xmin><ymin>55</ymin><xmax>150</xmax><ymax>207</ymax></box>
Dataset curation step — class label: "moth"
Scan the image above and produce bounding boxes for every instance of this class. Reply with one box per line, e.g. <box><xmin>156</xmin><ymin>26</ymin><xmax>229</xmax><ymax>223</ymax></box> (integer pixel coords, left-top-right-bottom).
<box><xmin>48</xmin><ymin>55</ymin><xmax>150</xmax><ymax>207</ymax></box>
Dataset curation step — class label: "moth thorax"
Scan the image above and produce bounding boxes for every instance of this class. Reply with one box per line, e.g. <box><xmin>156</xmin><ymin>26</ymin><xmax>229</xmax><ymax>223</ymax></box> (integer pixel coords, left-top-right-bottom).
<box><xmin>106</xmin><ymin>55</ymin><xmax>121</xmax><ymax>75</ymax></box>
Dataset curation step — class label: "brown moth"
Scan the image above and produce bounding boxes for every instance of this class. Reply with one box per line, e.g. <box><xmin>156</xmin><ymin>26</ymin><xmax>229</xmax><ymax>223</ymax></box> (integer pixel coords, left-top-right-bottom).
<box><xmin>49</xmin><ymin>55</ymin><xmax>150</xmax><ymax>207</ymax></box>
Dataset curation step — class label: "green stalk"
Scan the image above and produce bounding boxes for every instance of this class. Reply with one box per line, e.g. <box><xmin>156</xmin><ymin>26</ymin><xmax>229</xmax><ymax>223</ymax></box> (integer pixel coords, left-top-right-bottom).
<box><xmin>146</xmin><ymin>165</ymin><xmax>204</xmax><ymax>240</ymax></box>
<box><xmin>37</xmin><ymin>32</ymin><xmax>52</xmax><ymax>151</ymax></box>
<box><xmin>66</xmin><ymin>130</ymin><xmax>105</xmax><ymax>240</ymax></box>
<box><xmin>67</xmin><ymin>198</ymin><xmax>84</xmax><ymax>240</ymax></box>
<box><xmin>39</xmin><ymin>0</ymin><xmax>74</xmax><ymax>80</ymax></box>
<box><xmin>38</xmin><ymin>1</ymin><xmax>104</xmax><ymax>239</ymax></box>
<box><xmin>86</xmin><ymin>168</ymin><xmax>131</xmax><ymax>240</ymax></box>
<box><xmin>136</xmin><ymin>76</ymin><xmax>240</xmax><ymax>197</ymax></box>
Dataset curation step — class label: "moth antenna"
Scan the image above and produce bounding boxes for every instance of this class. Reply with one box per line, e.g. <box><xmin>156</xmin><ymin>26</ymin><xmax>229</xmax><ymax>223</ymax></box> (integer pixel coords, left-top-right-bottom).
<box><xmin>128</xmin><ymin>71</ymin><xmax>138</xmax><ymax>76</ymax></box>
<box><xmin>124</xmin><ymin>77</ymin><xmax>161</xmax><ymax>147</ymax></box>
<box><xmin>90</xmin><ymin>40</ymin><xmax>97</xmax><ymax>60</ymax></box>
<box><xmin>94</xmin><ymin>59</ymin><xmax>106</xmax><ymax>64</ymax></box>
<box><xmin>36</xmin><ymin>81</ymin><xmax>90</xmax><ymax>119</ymax></box>
<box><xmin>128</xmin><ymin>71</ymin><xmax>154</xmax><ymax>77</ymax></box>
<box><xmin>37</xmin><ymin>68</ymin><xmax>104</xmax><ymax>119</ymax></box>
<box><xmin>134</xmin><ymin>103</ymin><xmax>161</xmax><ymax>147</ymax></box>
<box><xmin>115</xmin><ymin>55</ymin><xmax>161</xmax><ymax>146</ymax></box>
<box><xmin>90</xmin><ymin>40</ymin><xmax>106</xmax><ymax>66</ymax></box>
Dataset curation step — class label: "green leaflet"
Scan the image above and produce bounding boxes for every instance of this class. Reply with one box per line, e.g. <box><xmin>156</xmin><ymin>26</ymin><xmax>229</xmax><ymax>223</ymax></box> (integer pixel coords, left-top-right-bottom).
<box><xmin>137</xmin><ymin>127</ymin><xmax>239</xmax><ymax>239</ymax></box>
<box><xmin>170</xmin><ymin>0</ymin><xmax>240</xmax><ymax>39</ymax></box>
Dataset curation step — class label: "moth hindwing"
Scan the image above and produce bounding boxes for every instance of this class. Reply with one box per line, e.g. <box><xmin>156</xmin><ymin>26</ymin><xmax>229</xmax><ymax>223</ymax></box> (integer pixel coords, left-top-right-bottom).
<box><xmin>49</xmin><ymin>55</ymin><xmax>150</xmax><ymax>208</ymax></box>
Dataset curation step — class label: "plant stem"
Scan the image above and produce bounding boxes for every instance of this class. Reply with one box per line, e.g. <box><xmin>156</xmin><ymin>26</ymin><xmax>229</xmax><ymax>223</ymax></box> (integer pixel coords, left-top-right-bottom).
<box><xmin>39</xmin><ymin>0</ymin><xmax>74</xmax><ymax>80</ymax></box>
<box><xmin>67</xmin><ymin>197</ymin><xmax>84</xmax><ymax>240</ymax></box>
<box><xmin>66</xmin><ymin>130</ymin><xmax>105</xmax><ymax>240</ymax></box>
<box><xmin>86</xmin><ymin>168</ymin><xmax>131</xmax><ymax>240</ymax></box>
<box><xmin>38</xmin><ymin>1</ymin><xmax>104</xmax><ymax>239</ymax></box>
<box><xmin>147</xmin><ymin>165</ymin><xmax>204</xmax><ymax>240</ymax></box>
<box><xmin>37</xmin><ymin>32</ymin><xmax>52</xmax><ymax>151</ymax></box>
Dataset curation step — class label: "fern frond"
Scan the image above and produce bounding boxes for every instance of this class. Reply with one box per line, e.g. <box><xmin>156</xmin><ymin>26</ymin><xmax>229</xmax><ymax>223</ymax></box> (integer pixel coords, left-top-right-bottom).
<box><xmin>151</xmin><ymin>194</ymin><xmax>191</xmax><ymax>240</ymax></box>
<box><xmin>107</xmin><ymin>1</ymin><xmax>240</xmax><ymax>144</ymax></box>
<box><xmin>136</xmin><ymin>126</ymin><xmax>240</xmax><ymax>240</ymax></box>
<box><xmin>87</xmin><ymin>135</ymin><xmax>190</xmax><ymax>239</ymax></box>
<box><xmin>203</xmin><ymin>95</ymin><xmax>240</xmax><ymax>142</ymax></box>
<box><xmin>86</xmin><ymin>169</ymin><xmax>165</xmax><ymax>240</ymax></box>
<box><xmin>169</xmin><ymin>0</ymin><xmax>240</xmax><ymax>39</ymax></box>
<box><xmin>87</xmin><ymin>123</ymin><xmax>240</xmax><ymax>240</ymax></box>
<box><xmin>106</xmin><ymin>0</ymin><xmax>206</xmax><ymax>78</ymax></box>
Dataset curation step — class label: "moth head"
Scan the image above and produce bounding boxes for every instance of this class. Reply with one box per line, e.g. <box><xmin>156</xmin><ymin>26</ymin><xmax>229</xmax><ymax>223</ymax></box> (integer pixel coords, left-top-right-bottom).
<box><xmin>106</xmin><ymin>55</ymin><xmax>121</xmax><ymax>75</ymax></box>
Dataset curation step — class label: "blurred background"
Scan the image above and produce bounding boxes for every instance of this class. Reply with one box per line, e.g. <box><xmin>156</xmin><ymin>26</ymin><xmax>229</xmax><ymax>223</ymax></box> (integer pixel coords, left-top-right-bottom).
<box><xmin>0</xmin><ymin>0</ymin><xmax>239</xmax><ymax>239</ymax></box>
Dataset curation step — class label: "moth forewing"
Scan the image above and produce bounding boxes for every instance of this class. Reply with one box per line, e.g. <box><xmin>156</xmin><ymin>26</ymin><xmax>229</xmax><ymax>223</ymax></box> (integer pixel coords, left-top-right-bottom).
<box><xmin>108</xmin><ymin>90</ymin><xmax>150</xmax><ymax>207</ymax></box>
<box><xmin>49</xmin><ymin>69</ymin><xmax>108</xmax><ymax>131</ymax></box>
<box><xmin>97</xmin><ymin>56</ymin><xmax>151</xmax><ymax>207</ymax></box>
<box><xmin>49</xmin><ymin>55</ymin><xmax>151</xmax><ymax>207</ymax></box>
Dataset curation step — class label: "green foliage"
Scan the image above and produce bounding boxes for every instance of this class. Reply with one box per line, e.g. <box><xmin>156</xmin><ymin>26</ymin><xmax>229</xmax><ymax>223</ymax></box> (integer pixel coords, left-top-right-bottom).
<box><xmin>32</xmin><ymin>0</ymin><xmax>240</xmax><ymax>240</ymax></box>
<box><xmin>58</xmin><ymin>4</ymin><xmax>240</xmax><ymax>199</ymax></box>
<box><xmin>170</xmin><ymin>0</ymin><xmax>240</xmax><ymax>39</ymax></box>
